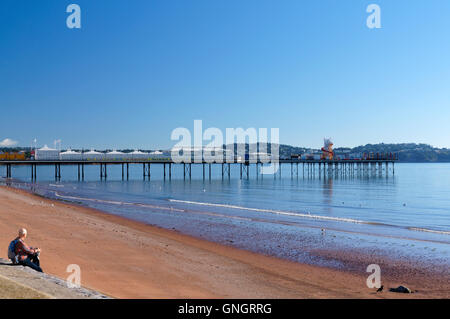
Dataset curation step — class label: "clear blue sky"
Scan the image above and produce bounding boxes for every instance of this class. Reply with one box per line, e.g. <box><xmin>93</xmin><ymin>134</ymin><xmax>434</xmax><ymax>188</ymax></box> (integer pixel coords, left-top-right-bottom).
<box><xmin>1</xmin><ymin>0</ymin><xmax>449</xmax><ymax>149</ymax></box>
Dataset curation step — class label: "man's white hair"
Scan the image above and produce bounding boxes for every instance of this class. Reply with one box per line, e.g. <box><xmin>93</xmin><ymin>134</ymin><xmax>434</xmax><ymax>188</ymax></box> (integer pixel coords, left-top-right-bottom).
<box><xmin>18</xmin><ymin>228</ymin><xmax>27</xmax><ymax>237</ymax></box>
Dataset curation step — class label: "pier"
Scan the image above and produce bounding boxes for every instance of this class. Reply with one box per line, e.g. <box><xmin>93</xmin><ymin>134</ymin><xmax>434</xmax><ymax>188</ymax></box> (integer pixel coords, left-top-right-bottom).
<box><xmin>0</xmin><ymin>159</ymin><xmax>396</xmax><ymax>181</ymax></box>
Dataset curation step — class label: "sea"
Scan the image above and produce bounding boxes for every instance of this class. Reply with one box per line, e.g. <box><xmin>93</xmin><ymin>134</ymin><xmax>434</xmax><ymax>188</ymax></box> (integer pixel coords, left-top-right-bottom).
<box><xmin>2</xmin><ymin>162</ymin><xmax>449</xmax><ymax>271</ymax></box>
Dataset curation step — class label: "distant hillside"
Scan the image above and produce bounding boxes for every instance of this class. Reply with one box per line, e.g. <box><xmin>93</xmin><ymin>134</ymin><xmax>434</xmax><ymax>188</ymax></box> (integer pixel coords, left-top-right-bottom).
<box><xmin>224</xmin><ymin>143</ymin><xmax>450</xmax><ymax>162</ymax></box>
<box><xmin>2</xmin><ymin>143</ymin><xmax>450</xmax><ymax>162</ymax></box>
<box><xmin>283</xmin><ymin>143</ymin><xmax>450</xmax><ymax>162</ymax></box>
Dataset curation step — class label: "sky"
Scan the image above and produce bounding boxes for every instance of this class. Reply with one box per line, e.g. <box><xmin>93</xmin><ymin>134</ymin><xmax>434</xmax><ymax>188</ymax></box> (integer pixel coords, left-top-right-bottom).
<box><xmin>1</xmin><ymin>0</ymin><xmax>449</xmax><ymax>150</ymax></box>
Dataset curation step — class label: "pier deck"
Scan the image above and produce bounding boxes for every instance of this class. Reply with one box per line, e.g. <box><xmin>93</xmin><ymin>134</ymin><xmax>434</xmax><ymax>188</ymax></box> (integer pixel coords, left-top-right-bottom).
<box><xmin>0</xmin><ymin>159</ymin><xmax>397</xmax><ymax>181</ymax></box>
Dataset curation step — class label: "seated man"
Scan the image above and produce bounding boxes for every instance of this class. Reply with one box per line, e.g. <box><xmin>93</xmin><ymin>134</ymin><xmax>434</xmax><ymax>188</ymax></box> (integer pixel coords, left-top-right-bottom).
<box><xmin>10</xmin><ymin>228</ymin><xmax>43</xmax><ymax>273</ymax></box>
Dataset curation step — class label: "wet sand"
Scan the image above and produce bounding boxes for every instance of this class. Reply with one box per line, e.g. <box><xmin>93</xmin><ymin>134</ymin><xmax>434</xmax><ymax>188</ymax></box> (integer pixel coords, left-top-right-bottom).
<box><xmin>0</xmin><ymin>185</ymin><xmax>448</xmax><ymax>298</ymax></box>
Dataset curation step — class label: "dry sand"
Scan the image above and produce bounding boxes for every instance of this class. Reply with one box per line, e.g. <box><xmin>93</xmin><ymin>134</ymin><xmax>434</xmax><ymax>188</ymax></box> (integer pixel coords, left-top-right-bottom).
<box><xmin>0</xmin><ymin>185</ymin><xmax>447</xmax><ymax>298</ymax></box>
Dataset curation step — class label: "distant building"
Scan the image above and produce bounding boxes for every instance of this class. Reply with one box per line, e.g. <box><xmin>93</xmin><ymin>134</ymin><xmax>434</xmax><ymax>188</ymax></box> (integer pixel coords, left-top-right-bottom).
<box><xmin>83</xmin><ymin>150</ymin><xmax>104</xmax><ymax>161</ymax></box>
<box><xmin>35</xmin><ymin>145</ymin><xmax>59</xmax><ymax>160</ymax></box>
<box><xmin>130</xmin><ymin>150</ymin><xmax>149</xmax><ymax>160</ymax></box>
<box><xmin>60</xmin><ymin>149</ymin><xmax>82</xmax><ymax>160</ymax></box>
<box><xmin>106</xmin><ymin>150</ymin><xmax>125</xmax><ymax>160</ymax></box>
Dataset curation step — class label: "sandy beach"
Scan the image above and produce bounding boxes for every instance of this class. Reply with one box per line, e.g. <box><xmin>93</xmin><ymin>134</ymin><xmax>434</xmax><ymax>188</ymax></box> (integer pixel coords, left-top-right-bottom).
<box><xmin>0</xmin><ymin>185</ymin><xmax>448</xmax><ymax>299</ymax></box>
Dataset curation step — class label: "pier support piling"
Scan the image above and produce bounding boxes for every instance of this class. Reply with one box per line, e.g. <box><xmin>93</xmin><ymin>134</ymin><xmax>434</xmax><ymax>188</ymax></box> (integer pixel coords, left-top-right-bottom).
<box><xmin>55</xmin><ymin>164</ymin><xmax>61</xmax><ymax>180</ymax></box>
<box><xmin>100</xmin><ymin>164</ymin><xmax>107</xmax><ymax>180</ymax></box>
<box><xmin>143</xmin><ymin>163</ymin><xmax>151</xmax><ymax>180</ymax></box>
<box><xmin>222</xmin><ymin>163</ymin><xmax>231</xmax><ymax>180</ymax></box>
<box><xmin>183</xmin><ymin>163</ymin><xmax>191</xmax><ymax>180</ymax></box>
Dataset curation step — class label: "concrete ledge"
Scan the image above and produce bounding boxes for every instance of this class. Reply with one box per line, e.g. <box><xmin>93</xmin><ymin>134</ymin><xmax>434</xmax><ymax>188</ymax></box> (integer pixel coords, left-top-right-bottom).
<box><xmin>0</xmin><ymin>258</ymin><xmax>110</xmax><ymax>299</ymax></box>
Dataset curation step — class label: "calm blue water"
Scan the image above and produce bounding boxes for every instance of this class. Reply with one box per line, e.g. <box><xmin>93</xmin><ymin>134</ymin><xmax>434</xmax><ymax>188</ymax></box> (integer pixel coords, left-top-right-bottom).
<box><xmin>2</xmin><ymin>162</ymin><xmax>450</xmax><ymax>270</ymax></box>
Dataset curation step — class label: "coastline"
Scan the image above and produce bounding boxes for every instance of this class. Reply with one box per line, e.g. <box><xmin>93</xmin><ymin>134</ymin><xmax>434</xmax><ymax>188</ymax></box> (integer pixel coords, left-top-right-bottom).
<box><xmin>0</xmin><ymin>185</ymin><xmax>448</xmax><ymax>298</ymax></box>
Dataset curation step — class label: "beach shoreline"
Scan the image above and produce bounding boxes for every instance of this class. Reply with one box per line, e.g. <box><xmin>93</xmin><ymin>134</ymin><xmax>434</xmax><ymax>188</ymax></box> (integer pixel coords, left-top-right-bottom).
<box><xmin>0</xmin><ymin>185</ymin><xmax>448</xmax><ymax>299</ymax></box>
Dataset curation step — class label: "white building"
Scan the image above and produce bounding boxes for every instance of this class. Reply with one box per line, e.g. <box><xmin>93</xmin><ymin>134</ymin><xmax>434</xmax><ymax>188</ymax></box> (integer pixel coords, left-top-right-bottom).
<box><xmin>106</xmin><ymin>150</ymin><xmax>125</xmax><ymax>160</ymax></box>
<box><xmin>60</xmin><ymin>149</ymin><xmax>82</xmax><ymax>160</ymax></box>
<box><xmin>83</xmin><ymin>150</ymin><xmax>104</xmax><ymax>161</ymax></box>
<box><xmin>35</xmin><ymin>145</ymin><xmax>60</xmax><ymax>160</ymax></box>
<box><xmin>129</xmin><ymin>150</ymin><xmax>149</xmax><ymax>160</ymax></box>
<box><xmin>149</xmin><ymin>150</ymin><xmax>166</xmax><ymax>159</ymax></box>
